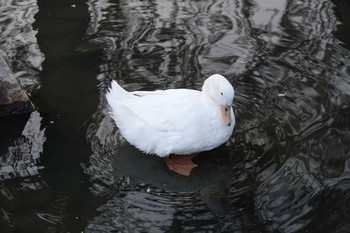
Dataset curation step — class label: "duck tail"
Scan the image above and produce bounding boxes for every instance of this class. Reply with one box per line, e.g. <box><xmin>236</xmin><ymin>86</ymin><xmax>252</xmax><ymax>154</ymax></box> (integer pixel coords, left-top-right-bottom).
<box><xmin>106</xmin><ymin>80</ymin><xmax>129</xmax><ymax>101</ymax></box>
<box><xmin>106</xmin><ymin>80</ymin><xmax>129</xmax><ymax>112</ymax></box>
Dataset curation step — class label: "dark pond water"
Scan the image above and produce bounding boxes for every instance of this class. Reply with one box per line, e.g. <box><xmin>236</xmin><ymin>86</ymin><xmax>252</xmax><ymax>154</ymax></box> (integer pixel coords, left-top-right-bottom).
<box><xmin>1</xmin><ymin>0</ymin><xmax>350</xmax><ymax>232</ymax></box>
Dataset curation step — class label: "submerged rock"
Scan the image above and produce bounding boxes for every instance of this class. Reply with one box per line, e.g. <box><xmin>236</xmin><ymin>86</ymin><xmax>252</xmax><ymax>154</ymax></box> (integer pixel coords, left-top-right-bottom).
<box><xmin>0</xmin><ymin>50</ymin><xmax>34</xmax><ymax>115</ymax></box>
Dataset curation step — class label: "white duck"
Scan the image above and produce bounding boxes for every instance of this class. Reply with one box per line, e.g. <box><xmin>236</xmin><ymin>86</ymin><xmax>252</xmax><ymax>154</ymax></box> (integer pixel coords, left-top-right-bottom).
<box><xmin>106</xmin><ymin>74</ymin><xmax>235</xmax><ymax>176</ymax></box>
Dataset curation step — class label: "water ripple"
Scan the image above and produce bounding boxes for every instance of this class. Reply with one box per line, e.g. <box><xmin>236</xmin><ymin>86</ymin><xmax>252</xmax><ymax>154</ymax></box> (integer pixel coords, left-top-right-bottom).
<box><xmin>81</xmin><ymin>0</ymin><xmax>350</xmax><ymax>232</ymax></box>
<box><xmin>0</xmin><ymin>0</ymin><xmax>44</xmax><ymax>92</ymax></box>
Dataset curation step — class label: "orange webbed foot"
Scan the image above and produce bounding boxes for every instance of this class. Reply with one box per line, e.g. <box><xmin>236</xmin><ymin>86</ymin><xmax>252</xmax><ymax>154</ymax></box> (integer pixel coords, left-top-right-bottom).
<box><xmin>164</xmin><ymin>154</ymin><xmax>198</xmax><ymax>176</ymax></box>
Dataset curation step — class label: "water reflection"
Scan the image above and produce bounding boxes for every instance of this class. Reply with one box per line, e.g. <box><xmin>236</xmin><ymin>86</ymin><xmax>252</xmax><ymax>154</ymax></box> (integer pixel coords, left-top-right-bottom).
<box><xmin>0</xmin><ymin>0</ymin><xmax>349</xmax><ymax>231</ymax></box>
<box><xmin>0</xmin><ymin>0</ymin><xmax>44</xmax><ymax>92</ymax></box>
<box><xmin>0</xmin><ymin>111</ymin><xmax>65</xmax><ymax>232</ymax></box>
<box><xmin>86</xmin><ymin>0</ymin><xmax>257</xmax><ymax>88</ymax></box>
<box><xmin>84</xmin><ymin>0</ymin><xmax>350</xmax><ymax>232</ymax></box>
<box><xmin>0</xmin><ymin>111</ymin><xmax>45</xmax><ymax>181</ymax></box>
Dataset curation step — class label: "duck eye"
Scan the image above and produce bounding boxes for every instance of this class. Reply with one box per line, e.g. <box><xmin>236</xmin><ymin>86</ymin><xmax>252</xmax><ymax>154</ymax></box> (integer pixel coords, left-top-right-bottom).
<box><xmin>220</xmin><ymin>92</ymin><xmax>223</xmax><ymax>96</ymax></box>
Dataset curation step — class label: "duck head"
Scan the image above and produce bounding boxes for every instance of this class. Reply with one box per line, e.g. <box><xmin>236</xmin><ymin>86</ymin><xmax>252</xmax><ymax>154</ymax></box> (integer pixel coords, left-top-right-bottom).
<box><xmin>202</xmin><ymin>74</ymin><xmax>234</xmax><ymax>127</ymax></box>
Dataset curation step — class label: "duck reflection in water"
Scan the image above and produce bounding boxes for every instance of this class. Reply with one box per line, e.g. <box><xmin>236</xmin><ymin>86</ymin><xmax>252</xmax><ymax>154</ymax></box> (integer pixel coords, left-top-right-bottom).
<box><xmin>111</xmin><ymin>143</ymin><xmax>234</xmax><ymax>216</ymax></box>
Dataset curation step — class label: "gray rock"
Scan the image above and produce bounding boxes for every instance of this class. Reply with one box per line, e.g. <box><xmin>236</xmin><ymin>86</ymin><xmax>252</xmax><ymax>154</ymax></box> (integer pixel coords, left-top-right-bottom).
<box><xmin>0</xmin><ymin>50</ymin><xmax>34</xmax><ymax>115</ymax></box>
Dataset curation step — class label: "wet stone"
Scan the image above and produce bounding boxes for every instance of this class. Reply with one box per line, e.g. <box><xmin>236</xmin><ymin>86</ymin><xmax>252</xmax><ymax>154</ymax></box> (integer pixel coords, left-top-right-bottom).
<box><xmin>0</xmin><ymin>50</ymin><xmax>34</xmax><ymax>115</ymax></box>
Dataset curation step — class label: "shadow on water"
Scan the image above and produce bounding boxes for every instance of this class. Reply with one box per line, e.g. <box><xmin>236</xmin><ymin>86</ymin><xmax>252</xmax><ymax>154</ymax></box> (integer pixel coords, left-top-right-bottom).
<box><xmin>1</xmin><ymin>0</ymin><xmax>350</xmax><ymax>232</ymax></box>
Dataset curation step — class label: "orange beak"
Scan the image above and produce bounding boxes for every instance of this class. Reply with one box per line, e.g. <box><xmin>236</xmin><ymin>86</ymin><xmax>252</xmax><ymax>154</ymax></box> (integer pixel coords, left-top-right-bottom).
<box><xmin>221</xmin><ymin>105</ymin><xmax>232</xmax><ymax>127</ymax></box>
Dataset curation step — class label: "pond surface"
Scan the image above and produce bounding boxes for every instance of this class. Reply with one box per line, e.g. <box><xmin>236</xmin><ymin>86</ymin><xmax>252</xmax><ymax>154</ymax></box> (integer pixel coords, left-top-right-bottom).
<box><xmin>1</xmin><ymin>0</ymin><xmax>350</xmax><ymax>232</ymax></box>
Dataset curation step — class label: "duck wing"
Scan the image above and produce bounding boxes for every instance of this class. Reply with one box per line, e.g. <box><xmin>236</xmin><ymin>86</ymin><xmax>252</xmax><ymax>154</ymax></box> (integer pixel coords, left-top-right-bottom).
<box><xmin>107</xmin><ymin>87</ymin><xmax>207</xmax><ymax>156</ymax></box>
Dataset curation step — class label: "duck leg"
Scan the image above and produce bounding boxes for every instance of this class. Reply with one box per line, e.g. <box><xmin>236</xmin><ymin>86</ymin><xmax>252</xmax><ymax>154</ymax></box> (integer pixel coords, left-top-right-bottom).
<box><xmin>164</xmin><ymin>154</ymin><xmax>198</xmax><ymax>176</ymax></box>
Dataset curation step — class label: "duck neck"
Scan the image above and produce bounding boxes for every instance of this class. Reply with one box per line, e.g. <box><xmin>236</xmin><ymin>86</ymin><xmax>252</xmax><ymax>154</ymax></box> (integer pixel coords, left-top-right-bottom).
<box><xmin>201</xmin><ymin>90</ymin><xmax>218</xmax><ymax>109</ymax></box>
